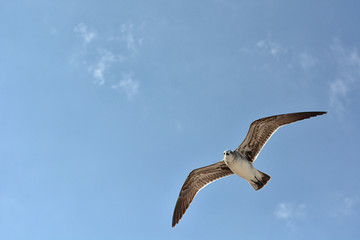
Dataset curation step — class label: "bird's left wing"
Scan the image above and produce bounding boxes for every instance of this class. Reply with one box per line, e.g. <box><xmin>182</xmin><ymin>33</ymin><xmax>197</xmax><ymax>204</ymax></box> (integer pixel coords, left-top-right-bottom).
<box><xmin>172</xmin><ymin>161</ymin><xmax>233</xmax><ymax>227</ymax></box>
<box><xmin>236</xmin><ymin>111</ymin><xmax>327</xmax><ymax>162</ymax></box>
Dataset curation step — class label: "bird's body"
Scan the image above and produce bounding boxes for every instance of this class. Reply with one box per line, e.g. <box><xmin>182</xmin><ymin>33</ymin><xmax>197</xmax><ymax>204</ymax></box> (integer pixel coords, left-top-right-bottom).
<box><xmin>172</xmin><ymin>111</ymin><xmax>327</xmax><ymax>227</ymax></box>
<box><xmin>223</xmin><ymin>150</ymin><xmax>267</xmax><ymax>190</ymax></box>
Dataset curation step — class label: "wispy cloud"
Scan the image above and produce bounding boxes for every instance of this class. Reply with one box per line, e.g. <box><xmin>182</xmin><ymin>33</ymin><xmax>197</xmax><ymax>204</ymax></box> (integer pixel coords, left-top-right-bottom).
<box><xmin>71</xmin><ymin>22</ymin><xmax>143</xmax><ymax>96</ymax></box>
<box><xmin>111</xmin><ymin>72</ymin><xmax>139</xmax><ymax>98</ymax></box>
<box><xmin>74</xmin><ymin>23</ymin><xmax>97</xmax><ymax>45</ymax></box>
<box><xmin>330</xmin><ymin>80</ymin><xmax>348</xmax><ymax>112</ymax></box>
<box><xmin>329</xmin><ymin>39</ymin><xmax>360</xmax><ymax>113</ymax></box>
<box><xmin>274</xmin><ymin>202</ymin><xmax>306</xmax><ymax>228</ymax></box>
<box><xmin>256</xmin><ymin>40</ymin><xmax>286</xmax><ymax>58</ymax></box>
<box><xmin>329</xmin><ymin>194</ymin><xmax>359</xmax><ymax>217</ymax></box>
<box><xmin>121</xmin><ymin>23</ymin><xmax>139</xmax><ymax>54</ymax></box>
<box><xmin>249</xmin><ymin>40</ymin><xmax>319</xmax><ymax>72</ymax></box>
<box><xmin>89</xmin><ymin>49</ymin><xmax>126</xmax><ymax>86</ymax></box>
<box><xmin>108</xmin><ymin>23</ymin><xmax>143</xmax><ymax>54</ymax></box>
<box><xmin>175</xmin><ymin>122</ymin><xmax>182</xmax><ymax>130</ymax></box>
<box><xmin>342</xmin><ymin>197</ymin><xmax>359</xmax><ymax>216</ymax></box>
<box><xmin>299</xmin><ymin>51</ymin><xmax>318</xmax><ymax>70</ymax></box>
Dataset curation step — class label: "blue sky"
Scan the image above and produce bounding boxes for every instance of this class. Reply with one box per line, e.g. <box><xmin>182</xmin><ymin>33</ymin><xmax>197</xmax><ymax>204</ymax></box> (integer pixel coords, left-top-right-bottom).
<box><xmin>1</xmin><ymin>0</ymin><xmax>360</xmax><ymax>239</ymax></box>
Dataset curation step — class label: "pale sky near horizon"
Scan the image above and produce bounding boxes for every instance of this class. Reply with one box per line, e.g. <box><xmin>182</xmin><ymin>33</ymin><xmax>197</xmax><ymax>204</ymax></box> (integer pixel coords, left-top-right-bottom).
<box><xmin>1</xmin><ymin>1</ymin><xmax>360</xmax><ymax>239</ymax></box>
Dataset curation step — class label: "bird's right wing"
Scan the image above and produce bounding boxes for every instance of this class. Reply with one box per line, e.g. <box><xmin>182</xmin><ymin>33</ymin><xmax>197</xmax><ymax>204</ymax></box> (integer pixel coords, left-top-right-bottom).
<box><xmin>172</xmin><ymin>161</ymin><xmax>234</xmax><ymax>227</ymax></box>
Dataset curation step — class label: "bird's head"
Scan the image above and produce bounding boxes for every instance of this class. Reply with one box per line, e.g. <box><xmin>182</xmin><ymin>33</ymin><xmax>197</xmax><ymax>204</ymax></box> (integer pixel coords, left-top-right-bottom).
<box><xmin>223</xmin><ymin>150</ymin><xmax>234</xmax><ymax>160</ymax></box>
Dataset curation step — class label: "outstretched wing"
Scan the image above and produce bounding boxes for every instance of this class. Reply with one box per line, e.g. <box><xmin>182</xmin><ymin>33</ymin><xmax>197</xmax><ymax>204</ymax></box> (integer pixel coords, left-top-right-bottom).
<box><xmin>172</xmin><ymin>161</ymin><xmax>233</xmax><ymax>227</ymax></box>
<box><xmin>236</xmin><ymin>111</ymin><xmax>327</xmax><ymax>162</ymax></box>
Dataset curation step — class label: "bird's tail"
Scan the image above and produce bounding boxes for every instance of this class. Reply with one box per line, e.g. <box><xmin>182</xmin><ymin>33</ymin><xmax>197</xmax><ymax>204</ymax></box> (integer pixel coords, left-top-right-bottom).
<box><xmin>249</xmin><ymin>170</ymin><xmax>271</xmax><ymax>191</ymax></box>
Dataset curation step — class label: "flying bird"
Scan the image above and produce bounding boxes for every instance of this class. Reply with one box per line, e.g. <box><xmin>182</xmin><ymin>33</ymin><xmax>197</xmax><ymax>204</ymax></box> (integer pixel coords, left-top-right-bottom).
<box><xmin>172</xmin><ymin>111</ymin><xmax>327</xmax><ymax>227</ymax></box>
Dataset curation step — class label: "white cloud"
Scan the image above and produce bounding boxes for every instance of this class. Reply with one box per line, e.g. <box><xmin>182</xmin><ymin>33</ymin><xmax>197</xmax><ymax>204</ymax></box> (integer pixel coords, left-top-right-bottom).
<box><xmin>120</xmin><ymin>23</ymin><xmax>143</xmax><ymax>54</ymax></box>
<box><xmin>256</xmin><ymin>40</ymin><xmax>265</xmax><ymax>48</ymax></box>
<box><xmin>71</xmin><ymin>22</ymin><xmax>143</xmax><ymax>97</ymax></box>
<box><xmin>329</xmin><ymin>194</ymin><xmax>359</xmax><ymax>217</ymax></box>
<box><xmin>330</xmin><ymin>79</ymin><xmax>348</xmax><ymax>112</ymax></box>
<box><xmin>89</xmin><ymin>50</ymin><xmax>126</xmax><ymax>86</ymax></box>
<box><xmin>254</xmin><ymin>40</ymin><xmax>319</xmax><ymax>71</ymax></box>
<box><xmin>342</xmin><ymin>196</ymin><xmax>359</xmax><ymax>216</ymax></box>
<box><xmin>121</xmin><ymin>23</ymin><xmax>135</xmax><ymax>52</ymax></box>
<box><xmin>274</xmin><ymin>202</ymin><xmax>306</xmax><ymax>228</ymax></box>
<box><xmin>111</xmin><ymin>72</ymin><xmax>139</xmax><ymax>97</ymax></box>
<box><xmin>329</xmin><ymin>39</ymin><xmax>360</xmax><ymax>113</ymax></box>
<box><xmin>331</xmin><ymin>39</ymin><xmax>360</xmax><ymax>69</ymax></box>
<box><xmin>256</xmin><ymin>40</ymin><xmax>286</xmax><ymax>58</ymax></box>
<box><xmin>299</xmin><ymin>51</ymin><xmax>318</xmax><ymax>70</ymax></box>
<box><xmin>176</xmin><ymin>122</ymin><xmax>182</xmax><ymax>130</ymax></box>
<box><xmin>274</xmin><ymin>202</ymin><xmax>306</xmax><ymax>219</ymax></box>
<box><xmin>50</xmin><ymin>28</ymin><xmax>59</xmax><ymax>36</ymax></box>
<box><xmin>74</xmin><ymin>23</ymin><xmax>97</xmax><ymax>45</ymax></box>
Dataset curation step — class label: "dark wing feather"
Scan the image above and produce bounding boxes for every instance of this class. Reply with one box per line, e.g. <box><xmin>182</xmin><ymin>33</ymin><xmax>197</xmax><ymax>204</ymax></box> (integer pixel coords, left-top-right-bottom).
<box><xmin>236</xmin><ymin>111</ymin><xmax>327</xmax><ymax>162</ymax></box>
<box><xmin>172</xmin><ymin>161</ymin><xmax>233</xmax><ymax>227</ymax></box>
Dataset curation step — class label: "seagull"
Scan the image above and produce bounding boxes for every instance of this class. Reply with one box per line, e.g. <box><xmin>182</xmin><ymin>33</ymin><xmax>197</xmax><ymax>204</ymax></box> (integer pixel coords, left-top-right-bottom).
<box><xmin>172</xmin><ymin>111</ymin><xmax>327</xmax><ymax>227</ymax></box>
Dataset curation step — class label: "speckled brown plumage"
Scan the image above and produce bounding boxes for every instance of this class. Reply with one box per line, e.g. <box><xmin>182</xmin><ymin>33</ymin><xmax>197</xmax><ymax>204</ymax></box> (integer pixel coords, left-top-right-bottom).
<box><xmin>172</xmin><ymin>161</ymin><xmax>233</xmax><ymax>227</ymax></box>
<box><xmin>236</xmin><ymin>112</ymin><xmax>327</xmax><ymax>162</ymax></box>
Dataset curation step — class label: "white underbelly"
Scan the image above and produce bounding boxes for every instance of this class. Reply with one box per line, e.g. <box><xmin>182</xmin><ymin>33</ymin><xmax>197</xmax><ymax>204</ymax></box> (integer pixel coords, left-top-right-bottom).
<box><xmin>225</xmin><ymin>159</ymin><xmax>257</xmax><ymax>181</ymax></box>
